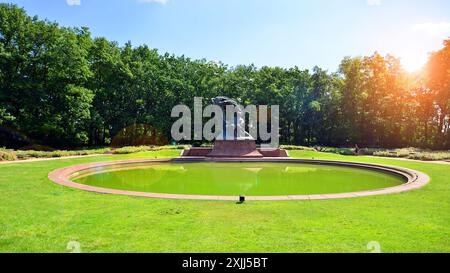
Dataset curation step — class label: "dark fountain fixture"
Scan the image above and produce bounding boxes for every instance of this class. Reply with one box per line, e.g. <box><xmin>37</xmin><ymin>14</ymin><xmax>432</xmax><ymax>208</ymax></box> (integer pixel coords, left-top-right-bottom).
<box><xmin>239</xmin><ymin>194</ymin><xmax>246</xmax><ymax>203</ymax></box>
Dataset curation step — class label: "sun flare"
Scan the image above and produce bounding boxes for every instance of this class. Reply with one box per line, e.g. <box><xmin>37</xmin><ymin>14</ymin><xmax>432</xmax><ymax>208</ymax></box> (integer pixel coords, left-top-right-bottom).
<box><xmin>399</xmin><ymin>53</ymin><xmax>428</xmax><ymax>72</ymax></box>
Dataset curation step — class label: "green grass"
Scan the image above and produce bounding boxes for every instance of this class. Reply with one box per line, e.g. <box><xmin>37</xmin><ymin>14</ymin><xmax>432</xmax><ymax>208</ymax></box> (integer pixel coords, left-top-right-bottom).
<box><xmin>0</xmin><ymin>149</ymin><xmax>449</xmax><ymax>253</ymax></box>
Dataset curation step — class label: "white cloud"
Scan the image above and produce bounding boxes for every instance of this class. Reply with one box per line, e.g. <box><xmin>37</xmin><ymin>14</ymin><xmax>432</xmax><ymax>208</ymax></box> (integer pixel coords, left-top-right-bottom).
<box><xmin>412</xmin><ymin>22</ymin><xmax>450</xmax><ymax>37</ymax></box>
<box><xmin>367</xmin><ymin>0</ymin><xmax>381</xmax><ymax>6</ymax></box>
<box><xmin>66</xmin><ymin>0</ymin><xmax>81</xmax><ymax>6</ymax></box>
<box><xmin>138</xmin><ymin>0</ymin><xmax>168</xmax><ymax>4</ymax></box>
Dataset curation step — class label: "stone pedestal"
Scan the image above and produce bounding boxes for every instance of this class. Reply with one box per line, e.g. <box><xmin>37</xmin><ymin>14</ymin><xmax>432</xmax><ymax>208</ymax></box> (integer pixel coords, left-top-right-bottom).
<box><xmin>207</xmin><ymin>140</ymin><xmax>263</xmax><ymax>158</ymax></box>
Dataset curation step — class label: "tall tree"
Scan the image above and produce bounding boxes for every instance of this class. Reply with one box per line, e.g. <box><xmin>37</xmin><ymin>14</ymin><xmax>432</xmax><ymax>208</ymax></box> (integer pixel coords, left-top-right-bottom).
<box><xmin>426</xmin><ymin>39</ymin><xmax>450</xmax><ymax>148</ymax></box>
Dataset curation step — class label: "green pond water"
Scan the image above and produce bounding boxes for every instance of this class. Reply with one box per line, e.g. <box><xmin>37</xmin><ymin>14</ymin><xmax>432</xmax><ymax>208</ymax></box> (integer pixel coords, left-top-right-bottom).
<box><xmin>72</xmin><ymin>162</ymin><xmax>405</xmax><ymax>196</ymax></box>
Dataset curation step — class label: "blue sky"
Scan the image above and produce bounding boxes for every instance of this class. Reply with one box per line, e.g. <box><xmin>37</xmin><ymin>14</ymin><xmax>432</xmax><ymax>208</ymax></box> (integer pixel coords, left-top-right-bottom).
<box><xmin>2</xmin><ymin>0</ymin><xmax>450</xmax><ymax>71</ymax></box>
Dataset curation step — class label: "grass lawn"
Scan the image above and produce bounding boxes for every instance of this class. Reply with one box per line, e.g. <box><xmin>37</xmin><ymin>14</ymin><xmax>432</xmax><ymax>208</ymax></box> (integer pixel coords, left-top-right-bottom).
<box><xmin>0</xmin><ymin>149</ymin><xmax>449</xmax><ymax>253</ymax></box>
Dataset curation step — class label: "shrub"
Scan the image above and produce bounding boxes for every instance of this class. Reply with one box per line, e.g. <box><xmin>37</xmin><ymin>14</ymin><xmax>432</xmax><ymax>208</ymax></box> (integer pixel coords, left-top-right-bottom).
<box><xmin>373</xmin><ymin>148</ymin><xmax>450</xmax><ymax>161</ymax></box>
<box><xmin>2</xmin><ymin>145</ymin><xmax>188</xmax><ymax>160</ymax></box>
<box><xmin>113</xmin><ymin>145</ymin><xmax>188</xmax><ymax>154</ymax></box>
<box><xmin>316</xmin><ymin>147</ymin><xmax>355</xmax><ymax>155</ymax></box>
<box><xmin>0</xmin><ymin>149</ymin><xmax>17</xmax><ymax>161</ymax></box>
<box><xmin>15</xmin><ymin>147</ymin><xmax>111</xmax><ymax>159</ymax></box>
<box><xmin>359</xmin><ymin>148</ymin><xmax>386</xmax><ymax>155</ymax></box>
<box><xmin>113</xmin><ymin>146</ymin><xmax>152</xmax><ymax>154</ymax></box>
<box><xmin>280</xmin><ymin>145</ymin><xmax>316</xmax><ymax>151</ymax></box>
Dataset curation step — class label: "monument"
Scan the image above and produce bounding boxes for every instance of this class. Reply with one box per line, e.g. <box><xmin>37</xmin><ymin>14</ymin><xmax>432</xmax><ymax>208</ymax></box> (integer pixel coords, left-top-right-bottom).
<box><xmin>207</xmin><ymin>96</ymin><xmax>263</xmax><ymax>158</ymax></box>
<box><xmin>181</xmin><ymin>96</ymin><xmax>288</xmax><ymax>158</ymax></box>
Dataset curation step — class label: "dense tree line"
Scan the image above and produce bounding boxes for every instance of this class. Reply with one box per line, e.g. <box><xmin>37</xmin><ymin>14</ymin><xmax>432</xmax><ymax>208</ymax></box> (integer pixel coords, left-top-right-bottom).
<box><xmin>0</xmin><ymin>4</ymin><xmax>449</xmax><ymax>149</ymax></box>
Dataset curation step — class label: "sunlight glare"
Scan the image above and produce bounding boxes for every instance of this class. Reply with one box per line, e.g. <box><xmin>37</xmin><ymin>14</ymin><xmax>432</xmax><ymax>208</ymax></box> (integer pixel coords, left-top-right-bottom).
<box><xmin>399</xmin><ymin>52</ymin><xmax>428</xmax><ymax>72</ymax></box>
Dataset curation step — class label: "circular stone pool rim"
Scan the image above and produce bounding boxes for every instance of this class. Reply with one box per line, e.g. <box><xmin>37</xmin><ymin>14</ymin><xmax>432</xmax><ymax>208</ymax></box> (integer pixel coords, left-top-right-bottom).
<box><xmin>48</xmin><ymin>158</ymin><xmax>430</xmax><ymax>201</ymax></box>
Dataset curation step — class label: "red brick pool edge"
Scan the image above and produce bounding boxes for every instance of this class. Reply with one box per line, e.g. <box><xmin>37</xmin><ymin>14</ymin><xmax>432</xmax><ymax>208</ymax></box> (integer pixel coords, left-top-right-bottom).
<box><xmin>48</xmin><ymin>158</ymin><xmax>430</xmax><ymax>201</ymax></box>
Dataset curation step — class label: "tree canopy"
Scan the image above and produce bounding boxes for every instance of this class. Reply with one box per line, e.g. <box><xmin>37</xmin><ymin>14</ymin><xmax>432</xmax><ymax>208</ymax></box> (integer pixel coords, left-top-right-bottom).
<box><xmin>0</xmin><ymin>4</ymin><xmax>449</xmax><ymax>149</ymax></box>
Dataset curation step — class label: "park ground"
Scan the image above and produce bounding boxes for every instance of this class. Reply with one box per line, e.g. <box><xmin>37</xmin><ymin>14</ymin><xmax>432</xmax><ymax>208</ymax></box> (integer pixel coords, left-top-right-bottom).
<box><xmin>0</xmin><ymin>149</ymin><xmax>449</xmax><ymax>253</ymax></box>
